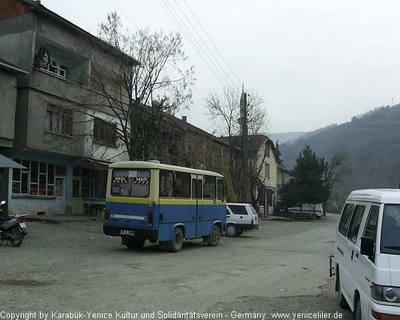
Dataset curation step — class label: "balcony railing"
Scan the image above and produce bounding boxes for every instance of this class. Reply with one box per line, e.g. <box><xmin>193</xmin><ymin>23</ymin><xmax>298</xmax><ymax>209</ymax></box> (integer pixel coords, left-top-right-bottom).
<box><xmin>40</xmin><ymin>63</ymin><xmax>66</xmax><ymax>79</ymax></box>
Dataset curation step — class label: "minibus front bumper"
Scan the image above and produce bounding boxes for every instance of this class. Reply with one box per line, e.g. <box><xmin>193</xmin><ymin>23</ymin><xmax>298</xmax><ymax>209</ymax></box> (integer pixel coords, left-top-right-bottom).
<box><xmin>370</xmin><ymin>300</ymin><xmax>400</xmax><ymax>320</ymax></box>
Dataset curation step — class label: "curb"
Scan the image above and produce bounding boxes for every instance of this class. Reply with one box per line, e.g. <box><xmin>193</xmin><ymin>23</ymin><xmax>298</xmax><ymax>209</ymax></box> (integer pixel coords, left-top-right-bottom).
<box><xmin>26</xmin><ymin>216</ymin><xmax>103</xmax><ymax>224</ymax></box>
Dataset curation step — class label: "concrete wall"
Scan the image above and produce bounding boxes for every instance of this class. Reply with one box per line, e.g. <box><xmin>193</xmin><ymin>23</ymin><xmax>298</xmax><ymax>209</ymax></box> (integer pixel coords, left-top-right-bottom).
<box><xmin>0</xmin><ymin>70</ymin><xmax>18</xmax><ymax>148</ymax></box>
<box><xmin>264</xmin><ymin>145</ymin><xmax>278</xmax><ymax>189</ymax></box>
<box><xmin>0</xmin><ymin>30</ymin><xmax>35</xmax><ymax>72</ymax></box>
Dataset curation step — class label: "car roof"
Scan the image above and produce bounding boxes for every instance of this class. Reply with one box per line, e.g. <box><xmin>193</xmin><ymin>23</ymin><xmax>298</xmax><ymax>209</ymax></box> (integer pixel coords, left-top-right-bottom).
<box><xmin>347</xmin><ymin>189</ymin><xmax>400</xmax><ymax>204</ymax></box>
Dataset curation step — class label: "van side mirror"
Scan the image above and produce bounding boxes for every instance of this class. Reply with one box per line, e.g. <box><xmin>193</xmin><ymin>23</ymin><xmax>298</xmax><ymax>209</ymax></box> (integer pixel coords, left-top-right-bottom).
<box><xmin>361</xmin><ymin>236</ymin><xmax>375</xmax><ymax>258</ymax></box>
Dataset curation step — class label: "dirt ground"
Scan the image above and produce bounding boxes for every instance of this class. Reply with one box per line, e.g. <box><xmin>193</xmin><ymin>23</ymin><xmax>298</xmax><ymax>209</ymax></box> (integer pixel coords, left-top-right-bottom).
<box><xmin>0</xmin><ymin>214</ymin><xmax>352</xmax><ymax>320</ymax></box>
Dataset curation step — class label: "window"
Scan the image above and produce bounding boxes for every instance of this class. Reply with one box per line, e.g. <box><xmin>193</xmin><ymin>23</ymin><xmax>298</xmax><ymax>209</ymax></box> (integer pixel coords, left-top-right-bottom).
<box><xmin>93</xmin><ymin>118</ymin><xmax>117</xmax><ymax>147</ymax></box>
<box><xmin>364</xmin><ymin>205</ymin><xmax>379</xmax><ymax>242</ymax></box>
<box><xmin>217</xmin><ymin>179</ymin><xmax>225</xmax><ymax>201</ymax></box>
<box><xmin>82</xmin><ymin>169</ymin><xmax>106</xmax><ymax>199</ymax></box>
<box><xmin>228</xmin><ymin>204</ymin><xmax>248</xmax><ymax>215</ymax></box>
<box><xmin>46</xmin><ymin>105</ymin><xmax>73</xmax><ymax>136</ymax></box>
<box><xmin>72</xmin><ymin>179</ymin><xmax>80</xmax><ymax>198</ymax></box>
<box><xmin>347</xmin><ymin>205</ymin><xmax>365</xmax><ymax>243</ymax></box>
<box><xmin>203</xmin><ymin>176</ymin><xmax>216</xmax><ymax>199</ymax></box>
<box><xmin>111</xmin><ymin>169</ymin><xmax>150</xmax><ymax>198</ymax></box>
<box><xmin>192</xmin><ymin>179</ymin><xmax>203</xmax><ymax>199</ymax></box>
<box><xmin>12</xmin><ymin>159</ymin><xmax>55</xmax><ymax>196</ymax></box>
<box><xmin>160</xmin><ymin>171</ymin><xmax>174</xmax><ymax>198</ymax></box>
<box><xmin>338</xmin><ymin>203</ymin><xmax>355</xmax><ymax>236</ymax></box>
<box><xmin>265</xmin><ymin>163</ymin><xmax>270</xmax><ymax>180</ymax></box>
<box><xmin>174</xmin><ymin>172</ymin><xmax>191</xmax><ymax>198</ymax></box>
<box><xmin>381</xmin><ymin>204</ymin><xmax>400</xmax><ymax>254</ymax></box>
<box><xmin>265</xmin><ymin>143</ymin><xmax>270</xmax><ymax>158</ymax></box>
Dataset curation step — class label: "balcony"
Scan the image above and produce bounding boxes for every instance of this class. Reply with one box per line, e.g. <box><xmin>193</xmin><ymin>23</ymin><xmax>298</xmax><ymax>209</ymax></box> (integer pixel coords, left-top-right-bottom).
<box><xmin>34</xmin><ymin>35</ymin><xmax>90</xmax><ymax>86</ymax></box>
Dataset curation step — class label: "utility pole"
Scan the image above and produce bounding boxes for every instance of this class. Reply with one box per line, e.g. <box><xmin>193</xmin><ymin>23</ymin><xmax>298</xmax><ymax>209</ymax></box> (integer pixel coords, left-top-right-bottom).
<box><xmin>240</xmin><ymin>85</ymin><xmax>249</xmax><ymax>202</ymax></box>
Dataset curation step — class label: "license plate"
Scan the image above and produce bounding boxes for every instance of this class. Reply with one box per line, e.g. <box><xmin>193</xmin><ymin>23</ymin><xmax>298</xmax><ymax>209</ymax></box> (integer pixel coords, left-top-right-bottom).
<box><xmin>20</xmin><ymin>222</ymin><xmax>26</xmax><ymax>228</ymax></box>
<box><xmin>120</xmin><ymin>230</ymin><xmax>135</xmax><ymax>236</ymax></box>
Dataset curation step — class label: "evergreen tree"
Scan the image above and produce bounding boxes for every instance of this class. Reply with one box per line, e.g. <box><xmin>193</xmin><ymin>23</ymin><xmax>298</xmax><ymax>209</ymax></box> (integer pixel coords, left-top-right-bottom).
<box><xmin>280</xmin><ymin>145</ymin><xmax>328</xmax><ymax>204</ymax></box>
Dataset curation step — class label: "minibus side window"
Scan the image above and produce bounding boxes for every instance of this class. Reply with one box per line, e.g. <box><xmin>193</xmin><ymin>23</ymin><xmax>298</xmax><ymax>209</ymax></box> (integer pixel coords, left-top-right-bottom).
<box><xmin>347</xmin><ymin>205</ymin><xmax>365</xmax><ymax>243</ymax></box>
<box><xmin>217</xmin><ymin>179</ymin><xmax>224</xmax><ymax>201</ymax></box>
<box><xmin>197</xmin><ymin>179</ymin><xmax>203</xmax><ymax>199</ymax></box>
<box><xmin>203</xmin><ymin>176</ymin><xmax>216</xmax><ymax>199</ymax></box>
<box><xmin>191</xmin><ymin>179</ymin><xmax>196</xmax><ymax>199</ymax></box>
<box><xmin>363</xmin><ymin>205</ymin><xmax>379</xmax><ymax>242</ymax></box>
<box><xmin>339</xmin><ymin>203</ymin><xmax>355</xmax><ymax>236</ymax></box>
<box><xmin>159</xmin><ymin>170</ymin><xmax>174</xmax><ymax>198</ymax></box>
<box><xmin>174</xmin><ymin>172</ymin><xmax>191</xmax><ymax>198</ymax></box>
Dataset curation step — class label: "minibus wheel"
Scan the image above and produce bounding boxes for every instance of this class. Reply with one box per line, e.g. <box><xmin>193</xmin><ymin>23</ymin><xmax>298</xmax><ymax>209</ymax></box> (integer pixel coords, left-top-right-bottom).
<box><xmin>169</xmin><ymin>228</ymin><xmax>184</xmax><ymax>252</ymax></box>
<box><xmin>206</xmin><ymin>225</ymin><xmax>221</xmax><ymax>246</ymax></box>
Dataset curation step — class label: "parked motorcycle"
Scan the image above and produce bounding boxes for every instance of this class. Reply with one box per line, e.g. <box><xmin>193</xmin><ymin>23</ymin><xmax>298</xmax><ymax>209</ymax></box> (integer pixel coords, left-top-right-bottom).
<box><xmin>0</xmin><ymin>201</ymin><xmax>27</xmax><ymax>247</ymax></box>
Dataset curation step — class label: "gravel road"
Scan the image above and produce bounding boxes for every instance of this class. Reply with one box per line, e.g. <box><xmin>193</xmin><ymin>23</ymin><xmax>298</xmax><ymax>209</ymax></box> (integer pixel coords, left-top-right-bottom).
<box><xmin>0</xmin><ymin>214</ymin><xmax>352</xmax><ymax>320</ymax></box>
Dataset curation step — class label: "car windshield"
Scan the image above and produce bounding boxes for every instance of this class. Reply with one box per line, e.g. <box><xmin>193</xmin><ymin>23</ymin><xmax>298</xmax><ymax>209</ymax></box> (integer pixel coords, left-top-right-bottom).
<box><xmin>111</xmin><ymin>169</ymin><xmax>150</xmax><ymax>198</ymax></box>
<box><xmin>381</xmin><ymin>204</ymin><xmax>400</xmax><ymax>254</ymax></box>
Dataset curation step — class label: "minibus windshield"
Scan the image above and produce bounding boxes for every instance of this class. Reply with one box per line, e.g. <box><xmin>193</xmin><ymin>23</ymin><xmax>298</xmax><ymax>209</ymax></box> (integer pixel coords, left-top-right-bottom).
<box><xmin>381</xmin><ymin>204</ymin><xmax>400</xmax><ymax>254</ymax></box>
<box><xmin>111</xmin><ymin>169</ymin><xmax>150</xmax><ymax>197</ymax></box>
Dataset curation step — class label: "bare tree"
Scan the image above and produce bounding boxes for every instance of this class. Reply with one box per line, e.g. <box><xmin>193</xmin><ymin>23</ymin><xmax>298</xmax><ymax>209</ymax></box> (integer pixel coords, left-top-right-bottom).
<box><xmin>323</xmin><ymin>150</ymin><xmax>352</xmax><ymax>214</ymax></box>
<box><xmin>205</xmin><ymin>88</ymin><xmax>268</xmax><ymax>202</ymax></box>
<box><xmin>76</xmin><ymin>12</ymin><xmax>195</xmax><ymax>161</ymax></box>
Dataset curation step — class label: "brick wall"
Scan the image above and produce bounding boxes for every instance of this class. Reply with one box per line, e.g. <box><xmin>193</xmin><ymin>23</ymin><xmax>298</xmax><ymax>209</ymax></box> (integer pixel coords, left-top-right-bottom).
<box><xmin>0</xmin><ymin>0</ymin><xmax>30</xmax><ymax>21</ymax></box>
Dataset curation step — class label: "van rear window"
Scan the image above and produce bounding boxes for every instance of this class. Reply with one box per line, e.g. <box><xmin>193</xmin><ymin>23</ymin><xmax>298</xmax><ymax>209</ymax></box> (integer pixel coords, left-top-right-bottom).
<box><xmin>111</xmin><ymin>169</ymin><xmax>150</xmax><ymax>197</ymax></box>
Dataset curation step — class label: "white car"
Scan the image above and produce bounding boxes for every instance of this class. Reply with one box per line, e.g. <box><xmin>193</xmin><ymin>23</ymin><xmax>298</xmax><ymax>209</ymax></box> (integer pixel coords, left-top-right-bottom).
<box><xmin>226</xmin><ymin>203</ymin><xmax>259</xmax><ymax>237</ymax></box>
<box><xmin>332</xmin><ymin>189</ymin><xmax>400</xmax><ymax>320</ymax></box>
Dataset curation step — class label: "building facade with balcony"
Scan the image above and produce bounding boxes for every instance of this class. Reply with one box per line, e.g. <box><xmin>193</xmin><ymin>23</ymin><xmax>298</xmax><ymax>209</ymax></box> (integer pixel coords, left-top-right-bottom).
<box><xmin>0</xmin><ymin>0</ymin><xmax>137</xmax><ymax>215</ymax></box>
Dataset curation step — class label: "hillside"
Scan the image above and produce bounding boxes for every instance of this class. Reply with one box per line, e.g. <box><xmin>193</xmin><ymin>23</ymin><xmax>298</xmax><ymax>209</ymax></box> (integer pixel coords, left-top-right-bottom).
<box><xmin>280</xmin><ymin>105</ymin><xmax>400</xmax><ymax>203</ymax></box>
<box><xmin>269</xmin><ymin>131</ymin><xmax>306</xmax><ymax>144</ymax></box>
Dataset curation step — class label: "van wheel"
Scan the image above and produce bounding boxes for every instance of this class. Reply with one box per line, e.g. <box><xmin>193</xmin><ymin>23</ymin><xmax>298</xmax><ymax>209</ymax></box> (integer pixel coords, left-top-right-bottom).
<box><xmin>354</xmin><ymin>299</ymin><xmax>361</xmax><ymax>320</ymax></box>
<box><xmin>309</xmin><ymin>213</ymin><xmax>317</xmax><ymax>220</ymax></box>
<box><xmin>206</xmin><ymin>225</ymin><xmax>221</xmax><ymax>246</ymax></box>
<box><xmin>168</xmin><ymin>228</ymin><xmax>184</xmax><ymax>252</ymax></box>
<box><xmin>336</xmin><ymin>275</ymin><xmax>348</xmax><ymax>309</ymax></box>
<box><xmin>226</xmin><ymin>224</ymin><xmax>238</xmax><ymax>237</ymax></box>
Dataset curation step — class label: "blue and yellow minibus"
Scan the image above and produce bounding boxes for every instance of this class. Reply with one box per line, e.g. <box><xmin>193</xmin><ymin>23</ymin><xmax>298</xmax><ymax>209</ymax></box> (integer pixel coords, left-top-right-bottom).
<box><xmin>103</xmin><ymin>161</ymin><xmax>226</xmax><ymax>252</ymax></box>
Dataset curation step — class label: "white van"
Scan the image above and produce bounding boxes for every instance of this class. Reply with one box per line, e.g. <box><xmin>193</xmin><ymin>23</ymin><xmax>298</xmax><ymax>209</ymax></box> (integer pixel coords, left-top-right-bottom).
<box><xmin>226</xmin><ymin>203</ymin><xmax>259</xmax><ymax>237</ymax></box>
<box><xmin>332</xmin><ymin>189</ymin><xmax>400</xmax><ymax>320</ymax></box>
<box><xmin>287</xmin><ymin>203</ymin><xmax>324</xmax><ymax>219</ymax></box>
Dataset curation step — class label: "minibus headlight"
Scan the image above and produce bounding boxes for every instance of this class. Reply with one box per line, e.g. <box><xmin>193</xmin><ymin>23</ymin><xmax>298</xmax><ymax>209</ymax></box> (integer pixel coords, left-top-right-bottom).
<box><xmin>371</xmin><ymin>284</ymin><xmax>400</xmax><ymax>303</ymax></box>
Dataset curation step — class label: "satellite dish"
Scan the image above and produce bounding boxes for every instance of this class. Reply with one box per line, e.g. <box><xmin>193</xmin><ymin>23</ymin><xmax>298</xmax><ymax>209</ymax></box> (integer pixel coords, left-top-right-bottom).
<box><xmin>37</xmin><ymin>47</ymin><xmax>50</xmax><ymax>68</ymax></box>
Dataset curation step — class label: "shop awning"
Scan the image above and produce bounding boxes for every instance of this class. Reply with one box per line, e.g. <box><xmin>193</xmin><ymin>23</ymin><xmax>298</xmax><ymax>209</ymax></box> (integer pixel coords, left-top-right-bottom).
<box><xmin>0</xmin><ymin>153</ymin><xmax>26</xmax><ymax>169</ymax></box>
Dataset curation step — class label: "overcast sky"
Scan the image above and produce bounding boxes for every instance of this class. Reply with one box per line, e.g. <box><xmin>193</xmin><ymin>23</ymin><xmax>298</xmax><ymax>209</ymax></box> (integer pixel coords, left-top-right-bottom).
<box><xmin>43</xmin><ymin>0</ymin><xmax>400</xmax><ymax>136</ymax></box>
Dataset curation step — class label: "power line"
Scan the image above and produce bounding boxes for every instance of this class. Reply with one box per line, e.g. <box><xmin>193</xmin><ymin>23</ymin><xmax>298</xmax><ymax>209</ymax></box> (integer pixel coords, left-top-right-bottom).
<box><xmin>159</xmin><ymin>0</ymin><xmax>239</xmax><ymax>93</ymax></box>
<box><xmin>182</xmin><ymin>0</ymin><xmax>241</xmax><ymax>86</ymax></box>
<box><xmin>171</xmin><ymin>0</ymin><xmax>239</xmax><ymax>91</ymax></box>
<box><xmin>159</xmin><ymin>0</ymin><xmax>226</xmax><ymax>90</ymax></box>
<box><xmin>108</xmin><ymin>0</ymin><xmax>140</xmax><ymax>30</ymax></box>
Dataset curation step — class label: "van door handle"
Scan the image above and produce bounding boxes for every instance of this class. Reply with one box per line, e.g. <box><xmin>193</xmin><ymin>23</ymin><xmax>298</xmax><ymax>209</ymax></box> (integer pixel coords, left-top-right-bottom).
<box><xmin>351</xmin><ymin>250</ymin><xmax>354</xmax><ymax>261</ymax></box>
